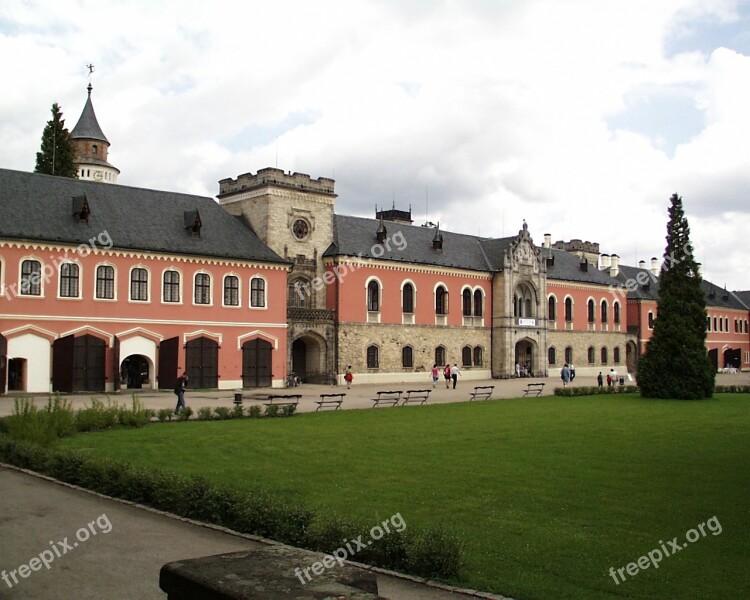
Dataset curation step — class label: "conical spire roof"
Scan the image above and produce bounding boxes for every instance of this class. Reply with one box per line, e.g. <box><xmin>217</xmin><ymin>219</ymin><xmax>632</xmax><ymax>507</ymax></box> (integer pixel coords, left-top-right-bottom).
<box><xmin>71</xmin><ymin>84</ymin><xmax>109</xmax><ymax>143</ymax></box>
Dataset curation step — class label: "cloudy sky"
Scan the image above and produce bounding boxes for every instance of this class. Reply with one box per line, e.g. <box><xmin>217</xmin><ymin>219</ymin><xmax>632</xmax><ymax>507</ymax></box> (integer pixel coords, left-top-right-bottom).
<box><xmin>1</xmin><ymin>0</ymin><xmax>748</xmax><ymax>289</ymax></box>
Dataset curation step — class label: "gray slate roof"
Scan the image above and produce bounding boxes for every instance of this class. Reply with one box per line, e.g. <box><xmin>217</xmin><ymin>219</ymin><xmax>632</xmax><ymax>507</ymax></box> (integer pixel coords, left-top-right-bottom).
<box><xmin>546</xmin><ymin>248</ymin><xmax>621</xmax><ymax>286</ymax></box>
<box><xmin>325</xmin><ymin>215</ymin><xmax>494</xmax><ymax>271</ymax></box>
<box><xmin>0</xmin><ymin>169</ymin><xmax>286</xmax><ymax>264</ymax></box>
<box><xmin>702</xmin><ymin>280</ymin><xmax>748</xmax><ymax>310</ymax></box>
<box><xmin>733</xmin><ymin>290</ymin><xmax>750</xmax><ymax>309</ymax></box>
<box><xmin>70</xmin><ymin>88</ymin><xmax>108</xmax><ymax>143</ymax></box>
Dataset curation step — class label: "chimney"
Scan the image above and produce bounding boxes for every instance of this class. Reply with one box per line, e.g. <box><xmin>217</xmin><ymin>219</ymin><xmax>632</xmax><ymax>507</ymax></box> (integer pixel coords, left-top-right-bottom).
<box><xmin>432</xmin><ymin>223</ymin><xmax>443</xmax><ymax>250</ymax></box>
<box><xmin>544</xmin><ymin>233</ymin><xmax>551</xmax><ymax>249</ymax></box>
<box><xmin>650</xmin><ymin>257</ymin><xmax>659</xmax><ymax>276</ymax></box>
<box><xmin>609</xmin><ymin>254</ymin><xmax>620</xmax><ymax>278</ymax></box>
<box><xmin>579</xmin><ymin>259</ymin><xmax>588</xmax><ymax>272</ymax></box>
<box><xmin>638</xmin><ymin>260</ymin><xmax>646</xmax><ymax>269</ymax></box>
<box><xmin>376</xmin><ymin>217</ymin><xmax>387</xmax><ymax>244</ymax></box>
<box><xmin>600</xmin><ymin>253</ymin><xmax>611</xmax><ymax>270</ymax></box>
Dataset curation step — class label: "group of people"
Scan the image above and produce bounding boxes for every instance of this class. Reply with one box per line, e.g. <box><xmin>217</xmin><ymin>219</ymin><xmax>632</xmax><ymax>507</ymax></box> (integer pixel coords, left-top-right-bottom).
<box><xmin>560</xmin><ymin>363</ymin><xmax>576</xmax><ymax>386</ymax></box>
<box><xmin>430</xmin><ymin>363</ymin><xmax>461</xmax><ymax>389</ymax></box>
<box><xmin>597</xmin><ymin>368</ymin><xmax>620</xmax><ymax>387</ymax></box>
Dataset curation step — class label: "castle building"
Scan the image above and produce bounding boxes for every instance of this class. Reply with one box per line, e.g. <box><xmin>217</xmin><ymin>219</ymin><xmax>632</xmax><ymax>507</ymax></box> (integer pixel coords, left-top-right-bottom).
<box><xmin>0</xmin><ymin>86</ymin><xmax>747</xmax><ymax>393</ymax></box>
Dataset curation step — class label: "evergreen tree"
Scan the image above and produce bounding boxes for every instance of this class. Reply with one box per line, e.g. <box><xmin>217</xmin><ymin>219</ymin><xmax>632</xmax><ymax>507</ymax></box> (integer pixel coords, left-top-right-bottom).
<box><xmin>34</xmin><ymin>103</ymin><xmax>77</xmax><ymax>178</ymax></box>
<box><xmin>637</xmin><ymin>193</ymin><xmax>715</xmax><ymax>399</ymax></box>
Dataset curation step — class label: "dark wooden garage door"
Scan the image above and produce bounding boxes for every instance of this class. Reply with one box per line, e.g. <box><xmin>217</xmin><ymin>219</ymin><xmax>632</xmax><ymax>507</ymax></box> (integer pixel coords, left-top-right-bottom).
<box><xmin>185</xmin><ymin>337</ymin><xmax>218</xmax><ymax>389</ymax></box>
<box><xmin>54</xmin><ymin>334</ymin><xmax>106</xmax><ymax>392</ymax></box>
<box><xmin>158</xmin><ymin>337</ymin><xmax>179</xmax><ymax>391</ymax></box>
<box><xmin>242</xmin><ymin>339</ymin><xmax>272</xmax><ymax>388</ymax></box>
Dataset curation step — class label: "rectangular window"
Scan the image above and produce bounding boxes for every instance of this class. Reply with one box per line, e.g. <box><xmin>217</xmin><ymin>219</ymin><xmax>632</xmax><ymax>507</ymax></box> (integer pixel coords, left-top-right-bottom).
<box><xmin>194</xmin><ymin>273</ymin><xmax>211</xmax><ymax>305</ymax></box>
<box><xmin>250</xmin><ymin>277</ymin><xmax>266</xmax><ymax>307</ymax></box>
<box><xmin>59</xmin><ymin>263</ymin><xmax>79</xmax><ymax>297</ymax></box>
<box><xmin>130</xmin><ymin>268</ymin><xmax>149</xmax><ymax>301</ymax></box>
<box><xmin>96</xmin><ymin>265</ymin><xmax>114</xmax><ymax>299</ymax></box>
<box><xmin>20</xmin><ymin>260</ymin><xmax>42</xmax><ymax>296</ymax></box>
<box><xmin>163</xmin><ymin>270</ymin><xmax>180</xmax><ymax>303</ymax></box>
<box><xmin>224</xmin><ymin>276</ymin><xmax>239</xmax><ymax>306</ymax></box>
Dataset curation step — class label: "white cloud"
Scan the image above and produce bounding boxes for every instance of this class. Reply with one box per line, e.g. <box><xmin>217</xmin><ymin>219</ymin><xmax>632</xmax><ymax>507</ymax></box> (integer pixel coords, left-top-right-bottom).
<box><xmin>0</xmin><ymin>0</ymin><xmax>748</xmax><ymax>288</ymax></box>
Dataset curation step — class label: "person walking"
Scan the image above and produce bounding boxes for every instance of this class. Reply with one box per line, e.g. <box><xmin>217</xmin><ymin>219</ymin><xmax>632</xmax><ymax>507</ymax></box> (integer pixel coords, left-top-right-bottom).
<box><xmin>174</xmin><ymin>371</ymin><xmax>188</xmax><ymax>415</ymax></box>
<box><xmin>451</xmin><ymin>363</ymin><xmax>460</xmax><ymax>389</ymax></box>
<box><xmin>431</xmin><ymin>363</ymin><xmax>440</xmax><ymax>388</ymax></box>
<box><xmin>443</xmin><ymin>363</ymin><xmax>452</xmax><ymax>388</ymax></box>
<box><xmin>344</xmin><ymin>365</ymin><xmax>353</xmax><ymax>389</ymax></box>
<box><xmin>561</xmin><ymin>363</ymin><xmax>571</xmax><ymax>387</ymax></box>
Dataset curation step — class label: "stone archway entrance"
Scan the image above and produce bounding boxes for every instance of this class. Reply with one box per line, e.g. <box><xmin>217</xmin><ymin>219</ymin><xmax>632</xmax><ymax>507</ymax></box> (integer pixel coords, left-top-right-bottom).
<box><xmin>291</xmin><ymin>333</ymin><xmax>327</xmax><ymax>383</ymax></box>
<box><xmin>723</xmin><ymin>347</ymin><xmax>741</xmax><ymax>370</ymax></box>
<box><xmin>515</xmin><ymin>338</ymin><xmax>537</xmax><ymax>377</ymax></box>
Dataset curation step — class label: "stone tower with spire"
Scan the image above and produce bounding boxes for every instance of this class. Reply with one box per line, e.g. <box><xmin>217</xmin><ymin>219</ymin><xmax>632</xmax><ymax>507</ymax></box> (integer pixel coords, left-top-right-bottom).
<box><xmin>71</xmin><ymin>84</ymin><xmax>119</xmax><ymax>183</ymax></box>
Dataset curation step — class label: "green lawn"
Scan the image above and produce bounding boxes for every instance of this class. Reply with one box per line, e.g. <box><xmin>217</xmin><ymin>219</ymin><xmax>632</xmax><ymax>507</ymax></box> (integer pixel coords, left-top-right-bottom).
<box><xmin>62</xmin><ymin>394</ymin><xmax>750</xmax><ymax>600</ymax></box>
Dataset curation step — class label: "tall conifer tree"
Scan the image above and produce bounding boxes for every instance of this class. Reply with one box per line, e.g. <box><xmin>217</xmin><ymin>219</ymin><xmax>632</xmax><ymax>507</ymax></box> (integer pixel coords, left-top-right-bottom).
<box><xmin>638</xmin><ymin>193</ymin><xmax>714</xmax><ymax>399</ymax></box>
<box><xmin>34</xmin><ymin>103</ymin><xmax>77</xmax><ymax>177</ymax></box>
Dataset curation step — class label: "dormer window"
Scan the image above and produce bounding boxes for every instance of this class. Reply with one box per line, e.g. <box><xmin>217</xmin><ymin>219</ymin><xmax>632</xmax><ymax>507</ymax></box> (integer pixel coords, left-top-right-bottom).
<box><xmin>184</xmin><ymin>210</ymin><xmax>202</xmax><ymax>237</ymax></box>
<box><xmin>72</xmin><ymin>194</ymin><xmax>91</xmax><ymax>223</ymax></box>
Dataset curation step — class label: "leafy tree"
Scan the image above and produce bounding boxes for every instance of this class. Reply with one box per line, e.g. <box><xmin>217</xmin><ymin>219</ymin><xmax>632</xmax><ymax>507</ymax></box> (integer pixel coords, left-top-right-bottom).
<box><xmin>638</xmin><ymin>193</ymin><xmax>714</xmax><ymax>399</ymax></box>
<box><xmin>34</xmin><ymin>103</ymin><xmax>77</xmax><ymax>177</ymax></box>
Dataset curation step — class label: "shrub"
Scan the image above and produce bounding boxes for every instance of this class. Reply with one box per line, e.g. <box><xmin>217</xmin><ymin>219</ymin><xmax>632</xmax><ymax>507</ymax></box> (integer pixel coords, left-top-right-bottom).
<box><xmin>248</xmin><ymin>405</ymin><xmax>261</xmax><ymax>419</ymax></box>
<box><xmin>405</xmin><ymin>526</ymin><xmax>464</xmax><ymax>579</ymax></box>
<box><xmin>265</xmin><ymin>405</ymin><xmax>279</xmax><ymax>418</ymax></box>
<box><xmin>214</xmin><ymin>406</ymin><xmax>231</xmax><ymax>420</ymax></box>
<box><xmin>281</xmin><ymin>404</ymin><xmax>297</xmax><ymax>417</ymax></box>
<box><xmin>232</xmin><ymin>404</ymin><xmax>245</xmax><ymax>419</ymax></box>
<box><xmin>714</xmin><ymin>385</ymin><xmax>750</xmax><ymax>394</ymax></box>
<box><xmin>177</xmin><ymin>406</ymin><xmax>193</xmax><ymax>421</ymax></box>
<box><xmin>157</xmin><ymin>409</ymin><xmax>173</xmax><ymax>423</ymax></box>
<box><xmin>554</xmin><ymin>385</ymin><xmax>639</xmax><ymax>397</ymax></box>
<box><xmin>197</xmin><ymin>407</ymin><xmax>214</xmax><ymax>421</ymax></box>
<box><xmin>3</xmin><ymin>397</ymin><xmax>75</xmax><ymax>446</ymax></box>
<box><xmin>76</xmin><ymin>398</ymin><xmax>120</xmax><ymax>432</ymax></box>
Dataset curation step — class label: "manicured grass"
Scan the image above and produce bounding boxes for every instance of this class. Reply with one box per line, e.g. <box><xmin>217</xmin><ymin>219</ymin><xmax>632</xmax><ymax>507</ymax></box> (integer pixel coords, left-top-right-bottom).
<box><xmin>62</xmin><ymin>394</ymin><xmax>750</xmax><ymax>599</ymax></box>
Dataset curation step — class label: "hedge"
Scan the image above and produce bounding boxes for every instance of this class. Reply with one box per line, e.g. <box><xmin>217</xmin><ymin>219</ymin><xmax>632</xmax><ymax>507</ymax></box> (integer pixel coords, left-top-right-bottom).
<box><xmin>554</xmin><ymin>385</ymin><xmax>640</xmax><ymax>397</ymax></box>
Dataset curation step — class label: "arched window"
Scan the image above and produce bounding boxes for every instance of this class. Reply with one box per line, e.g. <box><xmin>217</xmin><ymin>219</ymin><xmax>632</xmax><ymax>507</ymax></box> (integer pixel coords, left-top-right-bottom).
<box><xmin>367</xmin><ymin>280</ymin><xmax>380</xmax><ymax>312</ymax></box>
<box><xmin>473</xmin><ymin>290</ymin><xmax>483</xmax><ymax>317</ymax></box>
<box><xmin>435</xmin><ymin>346</ymin><xmax>446</xmax><ymax>366</ymax></box>
<box><xmin>614</xmin><ymin>301</ymin><xmax>621</xmax><ymax>324</ymax></box>
<box><xmin>588</xmin><ymin>346</ymin><xmax>595</xmax><ymax>364</ymax></box>
<box><xmin>59</xmin><ymin>263</ymin><xmax>79</xmax><ymax>298</ymax></box>
<box><xmin>194</xmin><ymin>273</ymin><xmax>211</xmax><ymax>304</ymax></box>
<box><xmin>649</xmin><ymin>312</ymin><xmax>655</xmax><ymax>329</ymax></box>
<box><xmin>20</xmin><ymin>259</ymin><xmax>42</xmax><ymax>296</ymax></box>
<box><xmin>548</xmin><ymin>346</ymin><xmax>556</xmax><ymax>365</ymax></box>
<box><xmin>513</xmin><ymin>294</ymin><xmax>519</xmax><ymax>317</ymax></box>
<box><xmin>402</xmin><ymin>346</ymin><xmax>414</xmax><ymax>368</ymax></box>
<box><xmin>613</xmin><ymin>346</ymin><xmax>620</xmax><ymax>365</ymax></box>
<box><xmin>435</xmin><ymin>286</ymin><xmax>448</xmax><ymax>315</ymax></box>
<box><xmin>130</xmin><ymin>267</ymin><xmax>149</xmax><ymax>301</ymax></box>
<box><xmin>473</xmin><ymin>346</ymin><xmax>483</xmax><ymax>367</ymax></box>
<box><xmin>565</xmin><ymin>298</ymin><xmax>573</xmax><ymax>322</ymax></box>
<box><xmin>250</xmin><ymin>277</ymin><xmax>266</xmax><ymax>307</ymax></box>
<box><xmin>548</xmin><ymin>296</ymin><xmax>556</xmax><ymax>321</ymax></box>
<box><xmin>462</xmin><ymin>346</ymin><xmax>472</xmax><ymax>367</ymax></box>
<box><xmin>163</xmin><ymin>270</ymin><xmax>180</xmax><ymax>303</ymax></box>
<box><xmin>366</xmin><ymin>345</ymin><xmax>379</xmax><ymax>369</ymax></box>
<box><xmin>462</xmin><ymin>289</ymin><xmax>472</xmax><ymax>316</ymax></box>
<box><xmin>525</xmin><ymin>297</ymin><xmax>532</xmax><ymax>316</ymax></box>
<box><xmin>601</xmin><ymin>300</ymin><xmax>608</xmax><ymax>323</ymax></box>
<box><xmin>95</xmin><ymin>265</ymin><xmax>115</xmax><ymax>299</ymax></box>
<box><xmin>289</xmin><ymin>278</ymin><xmax>310</xmax><ymax>308</ymax></box>
<box><xmin>588</xmin><ymin>299</ymin><xmax>595</xmax><ymax>323</ymax></box>
<box><xmin>223</xmin><ymin>275</ymin><xmax>239</xmax><ymax>306</ymax></box>
<box><xmin>601</xmin><ymin>347</ymin><xmax>608</xmax><ymax>364</ymax></box>
<box><xmin>402</xmin><ymin>283</ymin><xmax>414</xmax><ymax>313</ymax></box>
<box><xmin>565</xmin><ymin>346</ymin><xmax>573</xmax><ymax>364</ymax></box>
<box><xmin>713</xmin><ymin>316</ymin><xmax>717</xmax><ymax>331</ymax></box>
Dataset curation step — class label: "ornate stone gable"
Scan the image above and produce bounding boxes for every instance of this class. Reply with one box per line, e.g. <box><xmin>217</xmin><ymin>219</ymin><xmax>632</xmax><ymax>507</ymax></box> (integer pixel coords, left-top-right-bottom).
<box><xmin>504</xmin><ymin>222</ymin><xmax>545</xmax><ymax>275</ymax></box>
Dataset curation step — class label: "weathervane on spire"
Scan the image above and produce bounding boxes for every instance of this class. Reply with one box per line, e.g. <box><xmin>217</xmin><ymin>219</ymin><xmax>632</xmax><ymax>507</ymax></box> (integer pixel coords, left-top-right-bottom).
<box><xmin>86</xmin><ymin>63</ymin><xmax>95</xmax><ymax>80</ymax></box>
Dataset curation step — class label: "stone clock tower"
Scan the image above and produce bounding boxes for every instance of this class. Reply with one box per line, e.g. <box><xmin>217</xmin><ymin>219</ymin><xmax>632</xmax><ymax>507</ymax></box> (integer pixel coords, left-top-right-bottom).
<box><xmin>218</xmin><ymin>168</ymin><xmax>338</xmax><ymax>383</ymax></box>
<box><xmin>71</xmin><ymin>84</ymin><xmax>120</xmax><ymax>184</ymax></box>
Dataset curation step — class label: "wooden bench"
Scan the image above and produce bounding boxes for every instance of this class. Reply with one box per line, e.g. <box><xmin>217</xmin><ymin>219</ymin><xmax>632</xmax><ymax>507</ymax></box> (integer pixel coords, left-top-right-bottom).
<box><xmin>469</xmin><ymin>385</ymin><xmax>494</xmax><ymax>401</ymax></box>
<box><xmin>402</xmin><ymin>389</ymin><xmax>431</xmax><ymax>406</ymax></box>
<box><xmin>522</xmin><ymin>382</ymin><xmax>545</xmax><ymax>397</ymax></box>
<box><xmin>316</xmin><ymin>393</ymin><xmax>345</xmax><ymax>411</ymax></box>
<box><xmin>372</xmin><ymin>390</ymin><xmax>402</xmax><ymax>407</ymax></box>
<box><xmin>264</xmin><ymin>394</ymin><xmax>301</xmax><ymax>408</ymax></box>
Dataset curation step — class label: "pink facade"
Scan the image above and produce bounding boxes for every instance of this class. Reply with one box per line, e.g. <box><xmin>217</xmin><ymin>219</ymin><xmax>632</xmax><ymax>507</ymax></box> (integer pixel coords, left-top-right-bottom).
<box><xmin>0</xmin><ymin>242</ymin><xmax>288</xmax><ymax>393</ymax></box>
<box><xmin>547</xmin><ymin>283</ymin><xmax>624</xmax><ymax>333</ymax></box>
